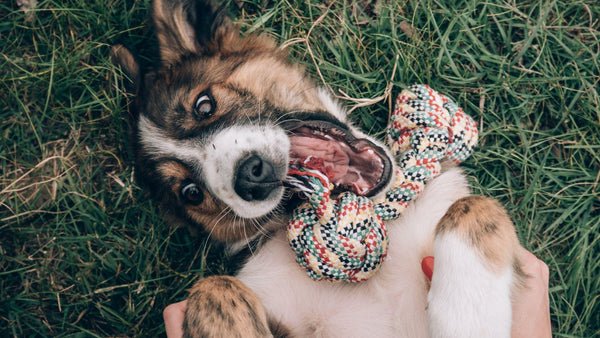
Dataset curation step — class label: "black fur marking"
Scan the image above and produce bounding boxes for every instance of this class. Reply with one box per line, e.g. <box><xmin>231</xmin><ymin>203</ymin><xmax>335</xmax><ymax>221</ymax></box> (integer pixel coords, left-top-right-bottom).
<box><xmin>208</xmin><ymin>294</ymin><xmax>235</xmax><ymax>327</ymax></box>
<box><xmin>268</xmin><ymin>316</ymin><xmax>292</xmax><ymax>338</ymax></box>
<box><xmin>482</xmin><ymin>222</ymin><xmax>498</xmax><ymax>234</ymax></box>
<box><xmin>188</xmin><ymin>0</ymin><xmax>230</xmax><ymax>53</ymax></box>
<box><xmin>240</xmin><ymin>293</ymin><xmax>270</xmax><ymax>335</ymax></box>
<box><xmin>279</xmin><ymin>111</ymin><xmax>348</xmax><ymax>132</ymax></box>
<box><xmin>226</xmin><ymin>236</ymin><xmax>267</xmax><ymax>275</ymax></box>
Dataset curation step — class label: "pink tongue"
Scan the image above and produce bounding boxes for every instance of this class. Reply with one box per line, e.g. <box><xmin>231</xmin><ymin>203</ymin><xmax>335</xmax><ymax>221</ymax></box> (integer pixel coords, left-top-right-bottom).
<box><xmin>289</xmin><ymin>135</ymin><xmax>383</xmax><ymax>195</ymax></box>
<box><xmin>289</xmin><ymin>135</ymin><xmax>349</xmax><ymax>181</ymax></box>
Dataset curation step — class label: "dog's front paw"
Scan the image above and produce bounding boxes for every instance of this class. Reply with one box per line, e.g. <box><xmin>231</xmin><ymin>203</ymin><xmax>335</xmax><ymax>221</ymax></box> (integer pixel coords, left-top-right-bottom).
<box><xmin>183</xmin><ymin>275</ymin><xmax>272</xmax><ymax>338</ymax></box>
<box><xmin>428</xmin><ymin>196</ymin><xmax>520</xmax><ymax>338</ymax></box>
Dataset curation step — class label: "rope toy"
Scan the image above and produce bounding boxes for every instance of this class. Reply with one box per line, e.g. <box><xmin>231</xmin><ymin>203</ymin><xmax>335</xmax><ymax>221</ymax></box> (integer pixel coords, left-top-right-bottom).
<box><xmin>286</xmin><ymin>84</ymin><xmax>478</xmax><ymax>283</ymax></box>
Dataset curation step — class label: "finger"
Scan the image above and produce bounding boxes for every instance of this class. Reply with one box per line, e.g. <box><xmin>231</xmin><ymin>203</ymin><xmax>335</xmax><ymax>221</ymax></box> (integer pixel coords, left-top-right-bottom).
<box><xmin>517</xmin><ymin>247</ymin><xmax>544</xmax><ymax>276</ymax></box>
<box><xmin>539</xmin><ymin>259</ymin><xmax>549</xmax><ymax>281</ymax></box>
<box><xmin>164</xmin><ymin>300</ymin><xmax>187</xmax><ymax>338</ymax></box>
<box><xmin>421</xmin><ymin>256</ymin><xmax>434</xmax><ymax>281</ymax></box>
<box><xmin>517</xmin><ymin>246</ymin><xmax>537</xmax><ymax>264</ymax></box>
<box><xmin>519</xmin><ymin>247</ymin><xmax>550</xmax><ymax>279</ymax></box>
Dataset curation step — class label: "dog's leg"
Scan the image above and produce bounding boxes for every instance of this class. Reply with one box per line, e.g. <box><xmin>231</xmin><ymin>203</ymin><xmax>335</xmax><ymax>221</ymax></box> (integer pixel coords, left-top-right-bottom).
<box><xmin>183</xmin><ymin>275</ymin><xmax>285</xmax><ymax>338</ymax></box>
<box><xmin>427</xmin><ymin>196</ymin><xmax>524</xmax><ymax>338</ymax></box>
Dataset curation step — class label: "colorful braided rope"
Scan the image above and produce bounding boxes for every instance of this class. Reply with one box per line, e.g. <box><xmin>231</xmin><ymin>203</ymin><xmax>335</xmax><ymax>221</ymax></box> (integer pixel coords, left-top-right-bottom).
<box><xmin>286</xmin><ymin>85</ymin><xmax>479</xmax><ymax>283</ymax></box>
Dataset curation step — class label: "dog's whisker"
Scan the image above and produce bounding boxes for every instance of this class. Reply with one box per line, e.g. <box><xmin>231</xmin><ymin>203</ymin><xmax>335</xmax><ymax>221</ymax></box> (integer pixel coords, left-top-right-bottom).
<box><xmin>272</xmin><ymin>111</ymin><xmax>306</xmax><ymax>125</ymax></box>
<box><xmin>241</xmin><ymin>217</ymin><xmax>257</xmax><ymax>258</ymax></box>
<box><xmin>250</xmin><ymin>216</ymin><xmax>271</xmax><ymax>241</ymax></box>
<box><xmin>202</xmin><ymin>206</ymin><xmax>234</xmax><ymax>249</ymax></box>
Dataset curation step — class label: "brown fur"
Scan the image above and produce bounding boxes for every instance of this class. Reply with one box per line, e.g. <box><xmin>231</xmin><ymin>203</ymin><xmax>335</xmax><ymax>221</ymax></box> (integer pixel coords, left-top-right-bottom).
<box><xmin>183</xmin><ymin>276</ymin><xmax>274</xmax><ymax>338</ymax></box>
<box><xmin>153</xmin><ymin>0</ymin><xmax>279</xmax><ymax>63</ymax></box>
<box><xmin>226</xmin><ymin>57</ymin><xmax>327</xmax><ymax>112</ymax></box>
<box><xmin>110</xmin><ymin>45</ymin><xmax>140</xmax><ymax>84</ymax></box>
<box><xmin>436</xmin><ymin>196</ymin><xmax>521</xmax><ymax>274</ymax></box>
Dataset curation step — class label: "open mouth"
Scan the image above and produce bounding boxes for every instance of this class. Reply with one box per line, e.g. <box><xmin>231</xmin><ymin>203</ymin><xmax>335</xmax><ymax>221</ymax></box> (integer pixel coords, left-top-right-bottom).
<box><xmin>283</xmin><ymin>120</ymin><xmax>392</xmax><ymax>197</ymax></box>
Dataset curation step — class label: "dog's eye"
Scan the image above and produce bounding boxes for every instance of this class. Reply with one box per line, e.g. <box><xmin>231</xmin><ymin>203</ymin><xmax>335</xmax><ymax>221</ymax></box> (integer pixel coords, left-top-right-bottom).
<box><xmin>180</xmin><ymin>181</ymin><xmax>204</xmax><ymax>205</ymax></box>
<box><xmin>193</xmin><ymin>92</ymin><xmax>214</xmax><ymax>119</ymax></box>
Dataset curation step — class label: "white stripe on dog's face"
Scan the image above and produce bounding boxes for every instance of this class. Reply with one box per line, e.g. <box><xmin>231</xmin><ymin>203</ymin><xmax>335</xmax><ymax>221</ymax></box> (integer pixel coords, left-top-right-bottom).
<box><xmin>138</xmin><ymin>116</ymin><xmax>290</xmax><ymax>218</ymax></box>
<box><xmin>202</xmin><ymin>124</ymin><xmax>289</xmax><ymax>218</ymax></box>
<box><xmin>138</xmin><ymin>116</ymin><xmax>208</xmax><ymax>166</ymax></box>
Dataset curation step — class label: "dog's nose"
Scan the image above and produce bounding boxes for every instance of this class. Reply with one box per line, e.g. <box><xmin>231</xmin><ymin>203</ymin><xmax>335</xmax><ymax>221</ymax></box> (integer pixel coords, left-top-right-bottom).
<box><xmin>234</xmin><ymin>155</ymin><xmax>281</xmax><ymax>201</ymax></box>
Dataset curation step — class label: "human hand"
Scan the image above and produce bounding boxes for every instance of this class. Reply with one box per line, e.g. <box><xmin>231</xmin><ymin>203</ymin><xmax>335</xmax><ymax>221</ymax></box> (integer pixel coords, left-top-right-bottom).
<box><xmin>421</xmin><ymin>247</ymin><xmax>551</xmax><ymax>337</ymax></box>
<box><xmin>510</xmin><ymin>247</ymin><xmax>552</xmax><ymax>338</ymax></box>
<box><xmin>163</xmin><ymin>300</ymin><xmax>187</xmax><ymax>338</ymax></box>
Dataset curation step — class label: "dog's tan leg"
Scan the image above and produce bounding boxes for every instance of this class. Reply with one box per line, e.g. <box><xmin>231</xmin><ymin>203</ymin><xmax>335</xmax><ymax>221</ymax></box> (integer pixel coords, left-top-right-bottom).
<box><xmin>427</xmin><ymin>196</ymin><xmax>524</xmax><ymax>337</ymax></box>
<box><xmin>183</xmin><ymin>275</ymin><xmax>279</xmax><ymax>338</ymax></box>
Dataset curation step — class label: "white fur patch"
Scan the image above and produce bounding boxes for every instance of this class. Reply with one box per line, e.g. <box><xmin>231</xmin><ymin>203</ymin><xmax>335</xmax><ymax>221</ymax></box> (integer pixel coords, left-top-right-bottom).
<box><xmin>138</xmin><ymin>116</ymin><xmax>208</xmax><ymax>164</ymax></box>
<box><xmin>139</xmin><ymin>116</ymin><xmax>290</xmax><ymax>218</ymax></box>
<box><xmin>428</xmin><ymin>233</ymin><xmax>513</xmax><ymax>337</ymax></box>
<box><xmin>202</xmin><ymin>125</ymin><xmax>290</xmax><ymax>218</ymax></box>
<box><xmin>317</xmin><ymin>88</ymin><xmax>347</xmax><ymax>123</ymax></box>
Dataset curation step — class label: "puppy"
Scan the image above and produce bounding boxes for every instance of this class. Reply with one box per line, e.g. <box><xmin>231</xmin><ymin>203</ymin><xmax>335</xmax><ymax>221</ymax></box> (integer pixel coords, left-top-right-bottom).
<box><xmin>112</xmin><ymin>0</ymin><xmax>525</xmax><ymax>336</ymax></box>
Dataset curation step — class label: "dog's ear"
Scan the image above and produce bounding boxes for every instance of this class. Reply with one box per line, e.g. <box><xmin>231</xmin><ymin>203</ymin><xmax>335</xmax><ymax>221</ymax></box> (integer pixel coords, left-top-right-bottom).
<box><xmin>111</xmin><ymin>44</ymin><xmax>141</xmax><ymax>93</ymax></box>
<box><xmin>153</xmin><ymin>0</ymin><xmax>232</xmax><ymax>64</ymax></box>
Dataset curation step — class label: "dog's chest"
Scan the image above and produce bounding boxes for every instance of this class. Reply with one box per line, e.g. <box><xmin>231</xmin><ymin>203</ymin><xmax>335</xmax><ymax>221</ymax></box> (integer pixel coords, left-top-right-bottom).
<box><xmin>235</xmin><ymin>167</ymin><xmax>470</xmax><ymax>337</ymax></box>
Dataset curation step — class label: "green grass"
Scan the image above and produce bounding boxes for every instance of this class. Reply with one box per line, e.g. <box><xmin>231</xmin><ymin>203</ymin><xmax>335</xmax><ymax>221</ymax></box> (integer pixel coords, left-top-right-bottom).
<box><xmin>1</xmin><ymin>0</ymin><xmax>598</xmax><ymax>336</ymax></box>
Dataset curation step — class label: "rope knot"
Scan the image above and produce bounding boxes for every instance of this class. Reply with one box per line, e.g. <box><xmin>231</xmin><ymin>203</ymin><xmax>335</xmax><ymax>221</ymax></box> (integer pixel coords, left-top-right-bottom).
<box><xmin>390</xmin><ymin>85</ymin><xmax>478</xmax><ymax>164</ymax></box>
<box><xmin>286</xmin><ymin>161</ymin><xmax>388</xmax><ymax>283</ymax></box>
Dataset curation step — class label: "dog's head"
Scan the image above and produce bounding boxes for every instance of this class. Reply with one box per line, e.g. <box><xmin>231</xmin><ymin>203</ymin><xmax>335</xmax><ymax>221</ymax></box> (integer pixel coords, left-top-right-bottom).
<box><xmin>112</xmin><ymin>0</ymin><xmax>393</xmax><ymax>242</ymax></box>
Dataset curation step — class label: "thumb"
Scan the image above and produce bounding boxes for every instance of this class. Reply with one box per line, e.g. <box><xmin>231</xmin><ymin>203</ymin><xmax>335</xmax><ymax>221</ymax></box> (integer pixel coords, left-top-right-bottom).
<box><xmin>421</xmin><ymin>256</ymin><xmax>434</xmax><ymax>281</ymax></box>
